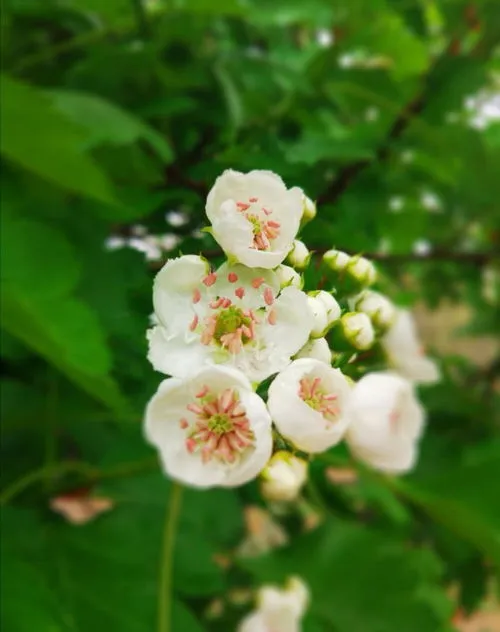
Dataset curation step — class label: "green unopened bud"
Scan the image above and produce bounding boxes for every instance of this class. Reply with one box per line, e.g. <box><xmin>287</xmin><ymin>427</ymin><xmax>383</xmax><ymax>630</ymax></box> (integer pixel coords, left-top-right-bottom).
<box><xmin>276</xmin><ymin>264</ymin><xmax>303</xmax><ymax>289</ymax></box>
<box><xmin>345</xmin><ymin>256</ymin><xmax>377</xmax><ymax>287</ymax></box>
<box><xmin>336</xmin><ymin>312</ymin><xmax>375</xmax><ymax>350</ymax></box>
<box><xmin>312</xmin><ymin>290</ymin><xmax>341</xmax><ymax>325</ymax></box>
<box><xmin>295</xmin><ymin>337</ymin><xmax>332</xmax><ymax>364</ymax></box>
<box><xmin>323</xmin><ymin>249</ymin><xmax>350</xmax><ymax>271</ymax></box>
<box><xmin>307</xmin><ymin>295</ymin><xmax>329</xmax><ymax>337</ymax></box>
<box><xmin>286</xmin><ymin>240</ymin><xmax>311</xmax><ymax>270</ymax></box>
<box><xmin>353</xmin><ymin>290</ymin><xmax>395</xmax><ymax>331</ymax></box>
<box><xmin>261</xmin><ymin>451</ymin><xmax>308</xmax><ymax>502</ymax></box>
<box><xmin>301</xmin><ymin>194</ymin><xmax>317</xmax><ymax>226</ymax></box>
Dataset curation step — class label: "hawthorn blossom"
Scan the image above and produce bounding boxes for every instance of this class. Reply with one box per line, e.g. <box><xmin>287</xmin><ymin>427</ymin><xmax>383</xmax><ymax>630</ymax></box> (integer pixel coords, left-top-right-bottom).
<box><xmin>295</xmin><ymin>337</ymin><xmax>332</xmax><ymax>364</ymax></box>
<box><xmin>205</xmin><ymin>170</ymin><xmax>303</xmax><ymax>269</ymax></box>
<box><xmin>148</xmin><ymin>255</ymin><xmax>313</xmax><ymax>383</ymax></box>
<box><xmin>382</xmin><ymin>310</ymin><xmax>440</xmax><ymax>384</ymax></box>
<box><xmin>238</xmin><ymin>577</ymin><xmax>309</xmax><ymax>632</ymax></box>
<box><xmin>145</xmin><ymin>365</ymin><xmax>273</xmax><ymax>488</ymax></box>
<box><xmin>261</xmin><ymin>452</ymin><xmax>308</xmax><ymax>502</ymax></box>
<box><xmin>345</xmin><ymin>372</ymin><xmax>425</xmax><ymax>473</ymax></box>
<box><xmin>267</xmin><ymin>358</ymin><xmax>352</xmax><ymax>453</ymax></box>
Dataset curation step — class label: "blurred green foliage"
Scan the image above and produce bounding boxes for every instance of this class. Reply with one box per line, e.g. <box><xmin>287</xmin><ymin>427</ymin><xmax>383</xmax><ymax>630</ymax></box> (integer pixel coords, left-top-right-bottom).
<box><xmin>1</xmin><ymin>0</ymin><xmax>499</xmax><ymax>630</ymax></box>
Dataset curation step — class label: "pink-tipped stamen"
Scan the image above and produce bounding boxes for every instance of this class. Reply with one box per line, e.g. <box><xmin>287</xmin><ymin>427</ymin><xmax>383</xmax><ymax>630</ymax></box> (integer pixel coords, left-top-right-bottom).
<box><xmin>263</xmin><ymin>286</ymin><xmax>274</xmax><ymax>306</ymax></box>
<box><xmin>192</xmin><ymin>288</ymin><xmax>201</xmax><ymax>303</ymax></box>
<box><xmin>203</xmin><ymin>272</ymin><xmax>217</xmax><ymax>287</ymax></box>
<box><xmin>251</xmin><ymin>277</ymin><xmax>265</xmax><ymax>289</ymax></box>
<box><xmin>189</xmin><ymin>314</ymin><xmax>199</xmax><ymax>331</ymax></box>
<box><xmin>235</xmin><ymin>287</ymin><xmax>245</xmax><ymax>299</ymax></box>
<box><xmin>228</xmin><ymin>272</ymin><xmax>238</xmax><ymax>283</ymax></box>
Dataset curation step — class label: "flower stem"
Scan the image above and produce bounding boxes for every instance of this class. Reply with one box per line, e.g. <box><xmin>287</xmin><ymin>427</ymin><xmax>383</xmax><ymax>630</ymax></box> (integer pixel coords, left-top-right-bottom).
<box><xmin>158</xmin><ymin>482</ymin><xmax>183</xmax><ymax>632</ymax></box>
<box><xmin>0</xmin><ymin>457</ymin><xmax>157</xmax><ymax>506</ymax></box>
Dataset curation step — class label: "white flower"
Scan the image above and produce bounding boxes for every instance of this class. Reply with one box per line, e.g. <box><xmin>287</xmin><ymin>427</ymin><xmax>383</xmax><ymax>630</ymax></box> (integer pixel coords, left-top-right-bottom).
<box><xmin>145</xmin><ymin>365</ymin><xmax>273</xmax><ymax>488</ymax></box>
<box><xmin>345</xmin><ymin>256</ymin><xmax>377</xmax><ymax>286</ymax></box>
<box><xmin>268</xmin><ymin>358</ymin><xmax>352</xmax><ymax>453</ymax></box>
<box><xmin>286</xmin><ymin>240</ymin><xmax>310</xmax><ymax>270</ymax></box>
<box><xmin>323</xmin><ymin>249</ymin><xmax>350</xmax><ymax>271</ymax></box>
<box><xmin>295</xmin><ymin>337</ymin><xmax>332</xmax><ymax>364</ymax></box>
<box><xmin>306</xmin><ymin>296</ymin><xmax>328</xmax><ymax>338</ymax></box>
<box><xmin>353</xmin><ymin>290</ymin><xmax>396</xmax><ymax>330</ymax></box>
<box><xmin>345</xmin><ymin>372</ymin><xmax>425</xmax><ymax>473</ymax></box>
<box><xmin>275</xmin><ymin>264</ymin><xmax>302</xmax><ymax>289</ymax></box>
<box><xmin>313</xmin><ymin>290</ymin><xmax>341</xmax><ymax>325</ymax></box>
<box><xmin>238</xmin><ymin>577</ymin><xmax>309</xmax><ymax>632</ymax></box>
<box><xmin>339</xmin><ymin>312</ymin><xmax>375</xmax><ymax>350</ymax></box>
<box><xmin>382</xmin><ymin>310</ymin><xmax>440</xmax><ymax>384</ymax></box>
<box><xmin>148</xmin><ymin>255</ymin><xmax>313</xmax><ymax>383</ymax></box>
<box><xmin>261</xmin><ymin>452</ymin><xmax>308</xmax><ymax>502</ymax></box>
<box><xmin>206</xmin><ymin>170</ymin><xmax>303</xmax><ymax>269</ymax></box>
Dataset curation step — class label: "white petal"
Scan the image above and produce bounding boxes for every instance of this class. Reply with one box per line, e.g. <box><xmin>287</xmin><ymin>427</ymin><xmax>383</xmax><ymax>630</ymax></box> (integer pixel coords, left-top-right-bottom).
<box><xmin>295</xmin><ymin>337</ymin><xmax>332</xmax><ymax>364</ymax></box>
<box><xmin>153</xmin><ymin>255</ymin><xmax>208</xmax><ymax>331</ymax></box>
<box><xmin>268</xmin><ymin>359</ymin><xmax>352</xmax><ymax>453</ymax></box>
<box><xmin>214</xmin><ymin>262</ymin><xmax>280</xmax><ymax>309</ymax></box>
<box><xmin>147</xmin><ymin>326</ymin><xmax>213</xmax><ymax>377</ymax></box>
<box><xmin>266</xmin><ymin>287</ymin><xmax>314</xmax><ymax>358</ymax></box>
<box><xmin>383</xmin><ymin>310</ymin><xmax>440</xmax><ymax>384</ymax></box>
<box><xmin>219</xmin><ymin>389</ymin><xmax>273</xmax><ymax>487</ymax></box>
<box><xmin>238</xmin><ymin>611</ymin><xmax>268</xmax><ymax>632</ymax></box>
<box><xmin>345</xmin><ymin>372</ymin><xmax>425</xmax><ymax>473</ymax></box>
<box><xmin>144</xmin><ymin>366</ymin><xmax>272</xmax><ymax>488</ymax></box>
<box><xmin>206</xmin><ymin>170</ymin><xmax>302</xmax><ymax>268</ymax></box>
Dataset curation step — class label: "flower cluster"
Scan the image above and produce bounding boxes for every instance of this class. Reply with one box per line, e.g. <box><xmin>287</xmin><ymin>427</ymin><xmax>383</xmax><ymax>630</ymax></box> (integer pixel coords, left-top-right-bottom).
<box><xmin>144</xmin><ymin>169</ymin><xmax>440</xmax><ymax>492</ymax></box>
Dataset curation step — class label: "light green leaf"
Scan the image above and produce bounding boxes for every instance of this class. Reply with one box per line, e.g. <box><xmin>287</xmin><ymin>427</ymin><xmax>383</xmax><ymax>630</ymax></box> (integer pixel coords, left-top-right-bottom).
<box><xmin>394</xmin><ymin>456</ymin><xmax>500</xmax><ymax>565</ymax></box>
<box><xmin>0</xmin><ymin>214</ymin><xmax>127</xmax><ymax>413</ymax></box>
<box><xmin>0</xmin><ymin>74</ymin><xmax>116</xmax><ymax>205</ymax></box>
<box><xmin>51</xmin><ymin>90</ymin><xmax>173</xmax><ymax>163</ymax></box>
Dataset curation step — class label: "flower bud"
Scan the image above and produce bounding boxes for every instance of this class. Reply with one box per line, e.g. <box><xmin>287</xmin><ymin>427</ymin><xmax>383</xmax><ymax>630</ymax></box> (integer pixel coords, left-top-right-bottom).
<box><xmin>312</xmin><ymin>290</ymin><xmax>341</xmax><ymax>325</ymax></box>
<box><xmin>354</xmin><ymin>290</ymin><xmax>395</xmax><ymax>331</ymax></box>
<box><xmin>260</xmin><ymin>451</ymin><xmax>308</xmax><ymax>502</ymax></box>
<box><xmin>286</xmin><ymin>240</ymin><xmax>311</xmax><ymax>270</ymax></box>
<box><xmin>338</xmin><ymin>312</ymin><xmax>375</xmax><ymax>350</ymax></box>
<box><xmin>275</xmin><ymin>264</ymin><xmax>302</xmax><ymax>289</ymax></box>
<box><xmin>345</xmin><ymin>256</ymin><xmax>377</xmax><ymax>287</ymax></box>
<box><xmin>323</xmin><ymin>248</ymin><xmax>350</xmax><ymax>271</ymax></box>
<box><xmin>301</xmin><ymin>194</ymin><xmax>317</xmax><ymax>225</ymax></box>
<box><xmin>295</xmin><ymin>337</ymin><xmax>332</xmax><ymax>364</ymax></box>
<box><xmin>307</xmin><ymin>296</ymin><xmax>329</xmax><ymax>338</ymax></box>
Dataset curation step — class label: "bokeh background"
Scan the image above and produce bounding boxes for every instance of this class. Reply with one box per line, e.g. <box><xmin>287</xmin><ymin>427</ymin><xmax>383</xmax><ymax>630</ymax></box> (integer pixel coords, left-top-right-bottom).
<box><xmin>1</xmin><ymin>0</ymin><xmax>499</xmax><ymax>630</ymax></box>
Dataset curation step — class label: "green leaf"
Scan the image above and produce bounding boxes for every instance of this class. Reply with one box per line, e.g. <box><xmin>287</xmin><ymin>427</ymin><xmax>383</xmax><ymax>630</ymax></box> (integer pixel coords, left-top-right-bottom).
<box><xmin>396</xmin><ymin>455</ymin><xmax>500</xmax><ymax>565</ymax></box>
<box><xmin>240</xmin><ymin>520</ymin><xmax>452</xmax><ymax>632</ymax></box>
<box><xmin>0</xmin><ymin>75</ymin><xmax>116</xmax><ymax>205</ymax></box>
<box><xmin>174</xmin><ymin>0</ymin><xmax>246</xmax><ymax>15</ymax></box>
<box><xmin>1</xmin><ymin>506</ymin><xmax>206</xmax><ymax>632</ymax></box>
<box><xmin>51</xmin><ymin>90</ymin><xmax>173</xmax><ymax>163</ymax></box>
<box><xmin>0</xmin><ymin>214</ymin><xmax>127</xmax><ymax>413</ymax></box>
